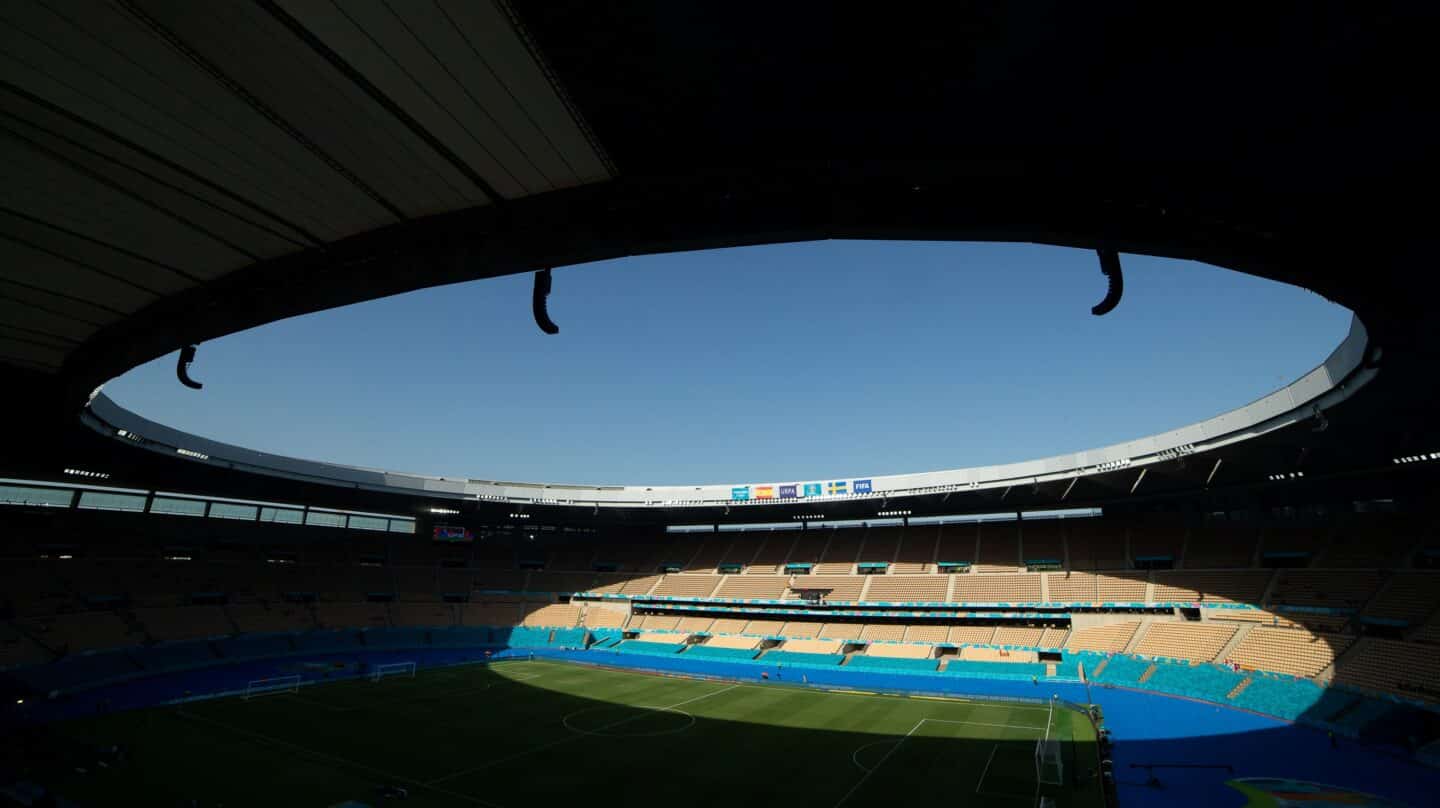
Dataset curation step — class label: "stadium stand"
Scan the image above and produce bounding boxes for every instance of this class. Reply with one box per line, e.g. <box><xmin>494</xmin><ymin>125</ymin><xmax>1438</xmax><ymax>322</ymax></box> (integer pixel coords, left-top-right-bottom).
<box><xmin>992</xmin><ymin>626</ymin><xmax>1046</xmax><ymax>647</ymax></box>
<box><xmin>522</xmin><ymin>603</ymin><xmax>581</xmax><ymax>627</ymax></box>
<box><xmin>581</xmin><ymin>608</ymin><xmax>626</xmax><ymax>629</ymax></box>
<box><xmin>713</xmin><ymin>575</ymin><xmax>789</xmax><ymax>599</ymax></box>
<box><xmin>858</xmin><ymin>527</ymin><xmax>901</xmax><ymax>566</ymax></box>
<box><xmin>742</xmin><ymin>618</ymin><xmax>785</xmax><ymax>635</ymax></box>
<box><xmin>1335</xmin><ymin>638</ymin><xmax>1440</xmax><ymax>703</ymax></box>
<box><xmin>684</xmin><ymin>538</ymin><xmax>730</xmax><ymax>573</ymax></box>
<box><xmin>703</xmin><ymin>634</ymin><xmax>761</xmax><ymax>650</ymax></box>
<box><xmin>1133</xmin><ymin>621</ymin><xmax>1236</xmax><ymax>662</ymax></box>
<box><xmin>846</xmin><ymin>655</ymin><xmax>941</xmax><ymax>674</ymax></box>
<box><xmin>0</xmin><ymin>622</ymin><xmax>52</xmax><ymax>668</ymax></box>
<box><xmin>862</xmin><ymin>575</ymin><xmax>949</xmax><ymax>602</ymax></box>
<box><xmin>786</xmin><ymin>575</ymin><xmax>865</xmax><ymax>601</ymax></box>
<box><xmin>863</xmin><ymin>642</ymin><xmax>934</xmax><ymax>659</ymax></box>
<box><xmin>1142</xmin><ymin>660</ymin><xmax>1244</xmax><ymax>702</ymax></box>
<box><xmin>779</xmin><ymin>638</ymin><xmax>843</xmax><ymax>654</ymax></box>
<box><xmin>902</xmin><ymin>624</ymin><xmax>949</xmax><ymax>643</ymax></box>
<box><xmin>1038</xmin><ymin>627</ymin><xmax>1070</xmax><ymax>648</ymax></box>
<box><xmin>1090</xmin><ymin>653</ymin><xmax>1150</xmax><ymax>685</ymax></box>
<box><xmin>634</xmin><ymin>614</ymin><xmax>681</xmax><ymax>631</ymax></box>
<box><xmin>227</xmin><ymin>602</ymin><xmax>314</xmax><ymax>633</ymax></box>
<box><xmin>675</xmin><ymin>616</ymin><xmax>714</xmax><ymax>632</ymax></box>
<box><xmin>860</xmin><ymin>624</ymin><xmax>907</xmax><ymax>642</ymax></box>
<box><xmin>719</xmin><ymin>538</ymin><xmax>757</xmax><ymax>568</ymax></box>
<box><xmin>1128</xmin><ymin>516</ymin><xmax>1186</xmax><ymax>564</ymax></box>
<box><xmin>613</xmin><ymin>639</ymin><xmax>687</xmax><ymax>656</ymax></box>
<box><xmin>391</xmin><ymin>603</ymin><xmax>456</xmax><ymax>628</ymax></box>
<box><xmin>1185</xmin><ymin>523</ymin><xmax>1259</xmax><ymax>568</ymax></box>
<box><xmin>1228</xmin><ymin>674</ymin><xmax>1327</xmax><ymax>720</ymax></box>
<box><xmin>316</xmin><ymin>602</ymin><xmax>389</xmax><ymax>630</ymax></box>
<box><xmin>462</xmin><ymin>599</ymin><xmax>522</xmax><ymax>627</ymax></box>
<box><xmin>745</xmin><ymin>532</ymin><xmax>797</xmax><ymax>574</ymax></box>
<box><xmin>1020</xmin><ymin>521</ymin><xmax>1065</xmax><ymax>566</ymax></box>
<box><xmin>527</xmin><ymin>572</ymin><xmax>599</xmax><ymax>594</ymax></box>
<box><xmin>819</xmin><ymin>622</ymin><xmax>864</xmax><ymax>640</ymax></box>
<box><xmin>1065</xmin><ymin>622</ymin><xmax>1140</xmax><ymax>653</ymax></box>
<box><xmin>652</xmin><ymin>575</ymin><xmax>722</xmax><ymax>598</ymax></box>
<box><xmin>1152</xmin><ymin>570</ymin><xmax>1272</xmax><ymax>603</ymax></box>
<box><xmin>1228</xmin><ymin>626</ymin><xmax>1352</xmax><ymax>678</ymax></box>
<box><xmin>934</xmin><ymin>525</ymin><xmax>976</xmax><ymax>566</ymax></box>
<box><xmin>975</xmin><ymin>521</ymin><xmax>1020</xmax><ymax>572</ymax></box>
<box><xmin>547</xmin><ymin>548</ymin><xmax>594</xmax><ymax>571</ymax></box>
<box><xmin>1046</xmin><ymin>571</ymin><xmax>1098</xmax><ymax>602</ymax></box>
<box><xmin>948</xmin><ymin>625</ymin><xmax>996</xmax><ymax>644</ymax></box>
<box><xmin>684</xmin><ymin>644</ymin><xmax>760</xmax><ymax>661</ymax></box>
<box><xmin>1319</xmin><ymin>515</ymin><xmax>1422</xmax><ymax>568</ymax></box>
<box><xmin>814</xmin><ymin>530</ymin><xmax>862</xmax><ymax>574</ymax></box>
<box><xmin>1066</xmin><ymin>521</ymin><xmax>1128</xmax><ymax>570</ymax></box>
<box><xmin>779</xmin><ymin>621</ymin><xmax>823</xmax><ymax>638</ymax></box>
<box><xmin>1271</xmin><ymin>570</ymin><xmax>1384</xmax><ymax>610</ymax></box>
<box><xmin>787</xmin><ymin>531</ymin><xmax>829</xmax><ymax>564</ymax></box>
<box><xmin>760</xmin><ymin>649</ymin><xmax>844</xmax><ymax>667</ymax></box>
<box><xmin>134</xmin><ymin>606</ymin><xmax>231</xmax><ymax>642</ymax></box>
<box><xmin>1363</xmin><ymin>572</ymin><xmax>1440</xmax><ymax>625</ymax></box>
<box><xmin>951</xmin><ymin>573</ymin><xmax>1041</xmax><ymax>602</ymax></box>
<box><xmin>1260</xmin><ymin>524</ymin><xmax>1330</xmax><ymax>564</ymax></box>
<box><xmin>891</xmin><ymin>526</ymin><xmax>937</xmax><ymax>573</ymax></box>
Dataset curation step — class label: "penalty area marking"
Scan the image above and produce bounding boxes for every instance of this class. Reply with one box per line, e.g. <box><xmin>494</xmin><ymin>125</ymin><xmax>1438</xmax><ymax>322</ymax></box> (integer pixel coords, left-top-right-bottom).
<box><xmin>850</xmin><ymin>738</ymin><xmax>901</xmax><ymax>773</ymax></box>
<box><xmin>562</xmin><ymin>706</ymin><xmax>695</xmax><ymax>737</ymax></box>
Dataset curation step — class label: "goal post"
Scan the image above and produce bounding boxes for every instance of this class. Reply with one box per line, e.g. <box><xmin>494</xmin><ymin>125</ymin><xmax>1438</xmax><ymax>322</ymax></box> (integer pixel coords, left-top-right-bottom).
<box><xmin>1034</xmin><ymin>697</ymin><xmax>1064</xmax><ymax>785</ymax></box>
<box><xmin>371</xmin><ymin>661</ymin><xmax>417</xmax><ymax>682</ymax></box>
<box><xmin>242</xmin><ymin>674</ymin><xmax>301</xmax><ymax>700</ymax></box>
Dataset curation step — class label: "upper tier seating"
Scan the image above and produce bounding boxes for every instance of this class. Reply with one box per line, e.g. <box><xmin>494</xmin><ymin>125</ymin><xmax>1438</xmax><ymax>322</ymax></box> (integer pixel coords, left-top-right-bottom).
<box><xmin>547</xmin><ymin>548</ymin><xmax>594</xmax><ymax>571</ymax></box>
<box><xmin>634</xmin><ymin>614</ymin><xmax>681</xmax><ymax>631</ymax></box>
<box><xmin>684</xmin><ymin>538</ymin><xmax>730</xmax><ymax>572</ymax></box>
<box><xmin>1259</xmin><ymin>525</ymin><xmax>1329</xmax><ymax>563</ymax></box>
<box><xmin>462</xmin><ymin>599</ymin><xmax>522</xmax><ymax>626</ymax></box>
<box><xmin>858</xmin><ymin>528</ymin><xmax>902</xmax><ymax>566</ymax></box>
<box><xmin>527</xmin><ymin>572</ymin><xmax>599</xmax><ymax>594</ymax></box>
<box><xmin>135</xmin><ymin>605</ymin><xmax>231</xmax><ymax>641</ymax></box>
<box><xmin>16</xmin><ymin>610</ymin><xmax>138</xmax><ymax>648</ymax></box>
<box><xmin>1270</xmin><ymin>570</ymin><xmax>1383</xmax><ymax>610</ymax></box>
<box><xmin>892</xmin><ymin>527</ymin><xmax>937</xmax><ymax>573</ymax></box>
<box><xmin>1096</xmin><ymin>573</ymin><xmax>1148</xmax><ymax>601</ymax></box>
<box><xmin>316</xmin><ymin>602</ymin><xmax>389</xmax><ymax>629</ymax></box>
<box><xmin>592</xmin><ymin>574</ymin><xmax>662</xmax><ymax>596</ymax></box>
<box><xmin>862</xmin><ymin>575</ymin><xmax>949</xmax><ymax>602</ymax></box>
<box><xmin>1128</xmin><ymin>517</ymin><xmax>1185</xmax><ymax>564</ymax></box>
<box><xmin>1319</xmin><ymin>516</ymin><xmax>1421</xmax><ymax>568</ymax></box>
<box><xmin>974</xmin><ymin>522</ymin><xmax>1020</xmax><ymax>572</ymax></box>
<box><xmin>713</xmin><ymin>575</ymin><xmax>789</xmax><ymax>599</ymax></box>
<box><xmin>0</xmin><ymin>622</ymin><xmax>52</xmax><ymax>668</ymax></box>
<box><xmin>1046</xmin><ymin>572</ymin><xmax>1097</xmax><ymax>602</ymax></box>
<box><xmin>1228</xmin><ymin>626</ymin><xmax>1351</xmax><ymax>678</ymax></box>
<box><xmin>1133</xmin><ymin>621</ymin><xmax>1236</xmax><ymax>663</ymax></box>
<box><xmin>1335</xmin><ymin>638</ymin><xmax>1440</xmax><ymax>703</ymax></box>
<box><xmin>745</xmin><ymin>532</ymin><xmax>798</xmax><ymax>574</ymax></box>
<box><xmin>227</xmin><ymin>602</ymin><xmax>314</xmax><ymax>633</ymax></box>
<box><xmin>951</xmin><ymin>574</ymin><xmax>1041</xmax><ymax>602</ymax></box>
<box><xmin>1067</xmin><ymin>522</ymin><xmax>1127</xmax><ymax>570</ymax></box>
<box><xmin>652</xmin><ymin>575</ymin><xmax>722</xmax><ymax>598</ymax></box>
<box><xmin>815</xmin><ymin>530</ymin><xmax>863</xmax><ymax>574</ymax></box>
<box><xmin>391</xmin><ymin>603</ymin><xmax>456</xmax><ymax>628</ymax></box>
<box><xmin>1152</xmin><ymin>570</ymin><xmax>1272</xmax><ymax>604</ymax></box>
<box><xmin>779</xmin><ymin>621</ymin><xmax>823</xmax><ymax>638</ymax></box>
<box><xmin>1363</xmin><ymin>572</ymin><xmax>1440</xmax><ymax>625</ymax></box>
<box><xmin>786</xmin><ymin>575</ymin><xmax>865</xmax><ymax>601</ymax></box>
<box><xmin>719</xmin><ymin>538</ymin><xmax>757</xmax><ymax>567</ymax></box>
<box><xmin>743</xmin><ymin>619</ymin><xmax>785</xmax><ymax>636</ymax></box>
<box><xmin>1021</xmin><ymin>521</ymin><xmax>1065</xmax><ymax>565</ymax></box>
<box><xmin>1038</xmin><ymin>627</ymin><xmax>1070</xmax><ymax>648</ymax></box>
<box><xmin>934</xmin><ymin>526</ymin><xmax>976</xmax><ymax>566</ymax></box>
<box><xmin>1184</xmin><ymin>523</ymin><xmax>1259</xmax><ymax>568</ymax></box>
<box><xmin>787</xmin><ymin>532</ymin><xmax>829</xmax><ymax>564</ymax></box>
<box><xmin>1065</xmin><ymin>622</ymin><xmax>1139</xmax><ymax>653</ymax></box>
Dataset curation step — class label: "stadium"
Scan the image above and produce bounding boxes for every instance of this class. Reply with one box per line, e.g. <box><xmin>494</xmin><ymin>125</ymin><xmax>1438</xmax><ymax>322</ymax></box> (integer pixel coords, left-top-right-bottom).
<box><xmin>2</xmin><ymin>2</ymin><xmax>1439</xmax><ymax>807</ymax></box>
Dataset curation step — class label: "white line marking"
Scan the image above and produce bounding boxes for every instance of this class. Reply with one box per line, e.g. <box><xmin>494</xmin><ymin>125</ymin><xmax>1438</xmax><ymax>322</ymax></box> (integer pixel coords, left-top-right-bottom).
<box><xmin>832</xmin><ymin>719</ymin><xmax>925</xmax><ymax>808</ymax></box>
<box><xmin>850</xmin><ymin>738</ymin><xmax>900</xmax><ymax>774</ymax></box>
<box><xmin>425</xmin><ymin>683</ymin><xmax>739</xmax><ymax>786</ymax></box>
<box><xmin>921</xmin><ymin>718</ymin><xmax>1046</xmax><ymax>732</ymax></box>
<box><xmin>975</xmin><ymin>744</ymin><xmax>1000</xmax><ymax>794</ymax></box>
<box><xmin>177</xmin><ymin>709</ymin><xmax>504</xmax><ymax>807</ymax></box>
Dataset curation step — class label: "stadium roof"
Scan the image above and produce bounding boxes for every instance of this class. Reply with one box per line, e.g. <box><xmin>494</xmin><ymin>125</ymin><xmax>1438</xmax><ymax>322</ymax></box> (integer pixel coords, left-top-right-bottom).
<box><xmin>2</xmin><ymin>2</ymin><xmax>1438</xmax><ymax>522</ymax></box>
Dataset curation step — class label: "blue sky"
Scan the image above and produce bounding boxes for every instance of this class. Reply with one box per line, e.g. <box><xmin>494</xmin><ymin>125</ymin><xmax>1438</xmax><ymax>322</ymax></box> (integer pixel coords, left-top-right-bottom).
<box><xmin>104</xmin><ymin>241</ymin><xmax>1351</xmax><ymax>486</ymax></box>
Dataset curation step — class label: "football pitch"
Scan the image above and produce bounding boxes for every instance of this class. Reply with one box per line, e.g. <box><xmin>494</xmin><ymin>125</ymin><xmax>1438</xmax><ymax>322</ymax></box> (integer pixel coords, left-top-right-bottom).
<box><xmin>40</xmin><ymin>659</ymin><xmax>1105</xmax><ymax>807</ymax></box>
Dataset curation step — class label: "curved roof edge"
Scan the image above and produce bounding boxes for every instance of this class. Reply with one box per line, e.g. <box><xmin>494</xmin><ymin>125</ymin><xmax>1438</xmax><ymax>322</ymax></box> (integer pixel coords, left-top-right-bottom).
<box><xmin>83</xmin><ymin>315</ymin><xmax>1373</xmax><ymax>510</ymax></box>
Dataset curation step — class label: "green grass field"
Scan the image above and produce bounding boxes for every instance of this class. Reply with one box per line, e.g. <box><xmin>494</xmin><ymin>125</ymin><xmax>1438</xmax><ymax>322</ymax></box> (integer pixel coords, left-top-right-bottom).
<box><xmin>39</xmin><ymin>659</ymin><xmax>1105</xmax><ymax>807</ymax></box>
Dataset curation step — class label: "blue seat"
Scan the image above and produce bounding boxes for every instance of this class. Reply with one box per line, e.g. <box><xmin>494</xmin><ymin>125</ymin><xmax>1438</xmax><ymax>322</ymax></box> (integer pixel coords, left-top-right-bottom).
<box><xmin>1229</xmin><ymin>674</ymin><xmax>1325</xmax><ymax>720</ymax></box>
<box><xmin>846</xmin><ymin>656</ymin><xmax>940</xmax><ymax>674</ymax></box>
<box><xmin>683</xmin><ymin>645</ymin><xmax>760</xmax><ymax>661</ymax></box>
<box><xmin>942</xmin><ymin>660</ymin><xmax>1047</xmax><ymax>680</ymax></box>
<box><xmin>611</xmin><ymin>640</ymin><xmax>687</xmax><ymax>656</ymax></box>
<box><xmin>761</xmin><ymin>650</ymin><xmax>844</xmax><ymax>667</ymax></box>
<box><xmin>1143</xmin><ymin>661</ymin><xmax>1245</xmax><ymax>702</ymax></box>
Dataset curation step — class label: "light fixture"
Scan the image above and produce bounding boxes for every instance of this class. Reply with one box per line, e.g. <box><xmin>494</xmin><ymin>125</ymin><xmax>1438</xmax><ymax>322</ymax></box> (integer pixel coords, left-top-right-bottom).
<box><xmin>877</xmin><ymin>509</ymin><xmax>912</xmax><ymax>517</ymax></box>
<box><xmin>428</xmin><ymin>507</ymin><xmax>461</xmax><ymax>515</ymax></box>
<box><xmin>791</xmin><ymin>514</ymin><xmax>824</xmax><ymax>520</ymax></box>
<box><xmin>176</xmin><ymin>448</ymin><xmax>209</xmax><ymax>460</ymax></box>
<box><xmin>63</xmin><ymin>468</ymin><xmax>109</xmax><ymax>479</ymax></box>
<box><xmin>509</xmin><ymin>513</ymin><xmax>531</xmax><ymax>519</ymax></box>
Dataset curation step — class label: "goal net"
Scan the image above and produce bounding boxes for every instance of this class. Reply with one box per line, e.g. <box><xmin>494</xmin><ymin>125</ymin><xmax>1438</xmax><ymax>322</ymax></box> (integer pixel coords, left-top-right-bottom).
<box><xmin>1034</xmin><ymin>697</ymin><xmax>1064</xmax><ymax>785</ymax></box>
<box><xmin>371</xmin><ymin>661</ymin><xmax>416</xmax><ymax>682</ymax></box>
<box><xmin>242</xmin><ymin>674</ymin><xmax>301</xmax><ymax>700</ymax></box>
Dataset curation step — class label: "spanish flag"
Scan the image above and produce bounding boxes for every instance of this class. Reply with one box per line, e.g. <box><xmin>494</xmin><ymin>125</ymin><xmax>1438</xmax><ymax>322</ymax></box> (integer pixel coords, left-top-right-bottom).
<box><xmin>754</xmin><ymin>485</ymin><xmax>776</xmax><ymax>499</ymax></box>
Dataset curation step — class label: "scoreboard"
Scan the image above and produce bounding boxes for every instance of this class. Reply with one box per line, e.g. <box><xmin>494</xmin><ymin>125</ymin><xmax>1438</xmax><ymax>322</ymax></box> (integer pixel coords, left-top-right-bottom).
<box><xmin>432</xmin><ymin>525</ymin><xmax>473</xmax><ymax>543</ymax></box>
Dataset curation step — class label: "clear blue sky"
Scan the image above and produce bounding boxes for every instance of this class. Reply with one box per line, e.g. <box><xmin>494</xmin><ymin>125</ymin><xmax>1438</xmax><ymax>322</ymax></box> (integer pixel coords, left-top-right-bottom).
<box><xmin>104</xmin><ymin>241</ymin><xmax>1351</xmax><ymax>486</ymax></box>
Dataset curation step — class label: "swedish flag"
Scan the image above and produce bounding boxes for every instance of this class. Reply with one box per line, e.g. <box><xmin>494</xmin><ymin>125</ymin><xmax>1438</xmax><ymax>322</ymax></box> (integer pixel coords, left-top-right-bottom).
<box><xmin>826</xmin><ymin>481</ymin><xmax>848</xmax><ymax>495</ymax></box>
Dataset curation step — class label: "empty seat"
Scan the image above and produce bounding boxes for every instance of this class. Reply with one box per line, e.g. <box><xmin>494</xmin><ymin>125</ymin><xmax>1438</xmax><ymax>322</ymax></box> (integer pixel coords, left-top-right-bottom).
<box><xmin>1064</xmin><ymin>622</ymin><xmax>1139</xmax><ymax>653</ymax></box>
<box><xmin>713</xmin><ymin>575</ymin><xmax>789</xmax><ymax>599</ymax></box>
<box><xmin>902</xmin><ymin>624</ymin><xmax>948</xmax><ymax>643</ymax></box>
<box><xmin>1228</xmin><ymin>627</ymin><xmax>1352</xmax><ymax>678</ymax></box>
<box><xmin>862</xmin><ymin>575</ymin><xmax>949</xmax><ymax>602</ymax></box>
<box><xmin>992</xmin><ymin>626</ymin><xmax>1046</xmax><ymax>647</ymax></box>
<box><xmin>1133</xmin><ymin>622</ymin><xmax>1237</xmax><ymax>663</ymax></box>
<box><xmin>651</xmin><ymin>575</ymin><xmax>722</xmax><ymax>598</ymax></box>
<box><xmin>947</xmin><ymin>625</ymin><xmax>996</xmax><ymax>645</ymax></box>
<box><xmin>786</xmin><ymin>575</ymin><xmax>865</xmax><ymax>601</ymax></box>
<box><xmin>951</xmin><ymin>574</ymin><xmax>1041</xmax><ymax>602</ymax></box>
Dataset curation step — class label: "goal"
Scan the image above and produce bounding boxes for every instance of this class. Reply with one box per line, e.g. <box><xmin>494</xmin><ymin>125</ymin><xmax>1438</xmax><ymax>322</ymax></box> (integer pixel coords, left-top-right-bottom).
<box><xmin>242</xmin><ymin>674</ymin><xmax>301</xmax><ymax>700</ymax></box>
<box><xmin>1034</xmin><ymin>697</ymin><xmax>1064</xmax><ymax>785</ymax></box>
<box><xmin>371</xmin><ymin>661</ymin><xmax>417</xmax><ymax>682</ymax></box>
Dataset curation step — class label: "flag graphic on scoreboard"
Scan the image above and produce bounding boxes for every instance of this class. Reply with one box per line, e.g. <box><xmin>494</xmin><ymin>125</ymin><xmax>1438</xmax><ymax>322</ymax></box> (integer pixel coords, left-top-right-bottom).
<box><xmin>853</xmin><ymin>479</ymin><xmax>873</xmax><ymax>494</ymax></box>
<box><xmin>778</xmin><ymin>484</ymin><xmax>798</xmax><ymax>499</ymax></box>
<box><xmin>731</xmin><ymin>486</ymin><xmax>750</xmax><ymax>501</ymax></box>
<box><xmin>827</xmin><ymin>481</ymin><xmax>848</xmax><ymax>495</ymax></box>
<box><xmin>754</xmin><ymin>485</ymin><xmax>776</xmax><ymax>499</ymax></box>
<box><xmin>802</xmin><ymin>483</ymin><xmax>823</xmax><ymax>498</ymax></box>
